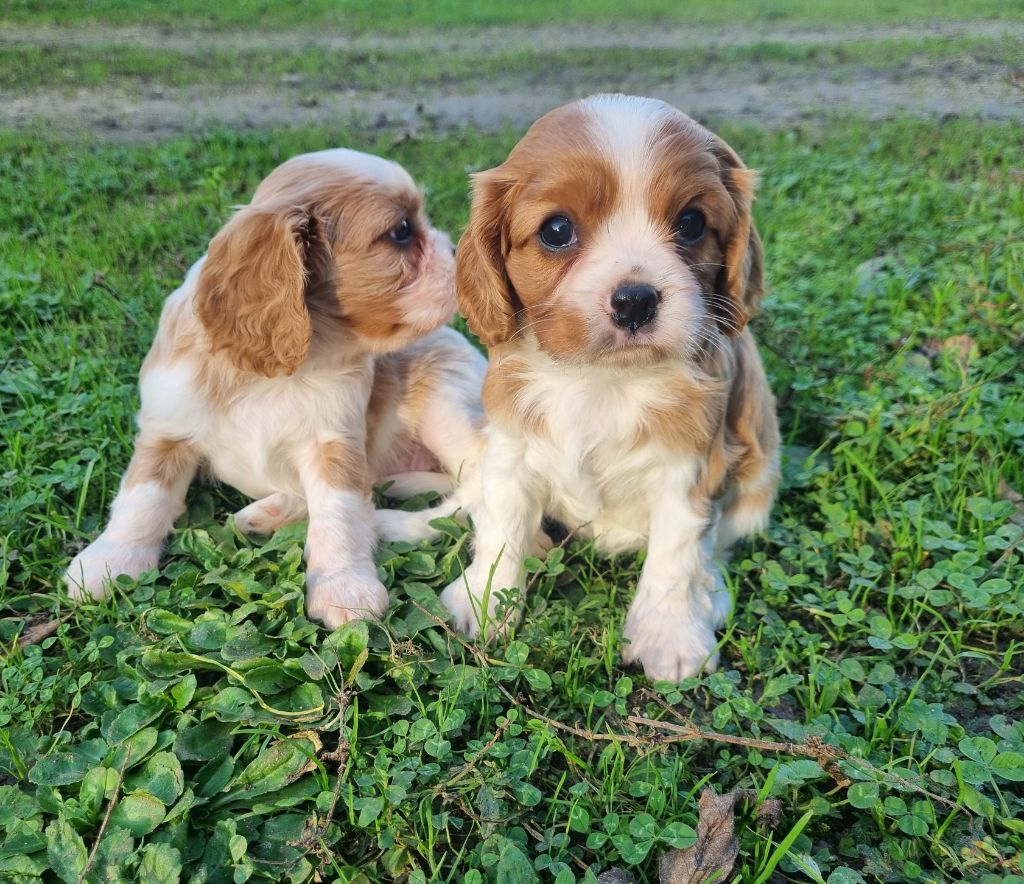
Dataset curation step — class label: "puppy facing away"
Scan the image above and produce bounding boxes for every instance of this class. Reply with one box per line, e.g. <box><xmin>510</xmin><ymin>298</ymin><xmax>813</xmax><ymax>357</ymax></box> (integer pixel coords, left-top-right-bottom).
<box><xmin>65</xmin><ymin>149</ymin><xmax>486</xmax><ymax>628</ymax></box>
<box><xmin>444</xmin><ymin>94</ymin><xmax>780</xmax><ymax>681</ymax></box>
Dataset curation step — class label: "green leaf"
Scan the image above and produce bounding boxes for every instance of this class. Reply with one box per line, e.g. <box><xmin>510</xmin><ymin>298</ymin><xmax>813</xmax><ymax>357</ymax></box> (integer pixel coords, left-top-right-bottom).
<box><xmin>847</xmin><ymin>782</ymin><xmax>879</xmax><ymax>809</ymax></box>
<box><xmin>629</xmin><ymin>813</ymin><xmax>657</xmax><ymax>840</ymax></box>
<box><xmin>45</xmin><ymin>815</ymin><xmax>87</xmax><ymax>883</ymax></box>
<box><xmin>225</xmin><ymin>733</ymin><xmax>320</xmax><ymax>802</ymax></box>
<box><xmin>898</xmin><ymin>814</ymin><xmax>929</xmax><ymax>836</ymax></box>
<box><xmin>105</xmin><ymin>703</ymin><xmax>163</xmax><ymax>745</ymax></box>
<box><xmin>504</xmin><ymin>641</ymin><xmax>529</xmax><ymax>666</ymax></box>
<box><xmin>357</xmin><ymin>796</ymin><xmax>385</xmax><ymax>827</ymax></box>
<box><xmin>108</xmin><ymin>790</ymin><xmax>166</xmax><ymax>836</ymax></box>
<box><xmin>491</xmin><ymin>836</ymin><xmax>538</xmax><ymax>884</ymax></box>
<box><xmin>992</xmin><ymin>751</ymin><xmax>1024</xmax><ymax>782</ymax></box>
<box><xmin>660</xmin><ymin>821</ymin><xmax>698</xmax><ymax>848</ymax></box>
<box><xmin>78</xmin><ymin>766</ymin><xmax>109</xmax><ymax>823</ymax></box>
<box><xmin>29</xmin><ymin>752</ymin><xmax>89</xmax><ymax>786</ymax></box>
<box><xmin>144</xmin><ymin>609</ymin><xmax>193</xmax><ymax>635</ymax></box>
<box><xmin>174</xmin><ymin>720</ymin><xmax>235</xmax><ymax>762</ymax></box>
<box><xmin>959</xmin><ymin>736</ymin><xmax>997</xmax><ymax>764</ymax></box>
<box><xmin>509</xmin><ymin>781</ymin><xmax>542</xmax><ymax>807</ymax></box>
<box><xmin>169</xmin><ymin>674</ymin><xmax>197</xmax><ymax>710</ymax></box>
<box><xmin>206</xmin><ymin>686</ymin><xmax>256</xmax><ymax>719</ymax></box>
<box><xmin>220</xmin><ymin>622</ymin><xmax>278</xmax><ymax>661</ymax></box>
<box><xmin>325</xmin><ymin>620</ymin><xmax>370</xmax><ymax>669</ymax></box>
<box><xmin>196</xmin><ymin>755</ymin><xmax>235</xmax><ymax>799</ymax></box>
<box><xmin>568</xmin><ymin>804</ymin><xmax>590</xmax><ymax>833</ymax></box>
<box><xmin>92</xmin><ymin>826</ymin><xmax>136</xmax><ymax>878</ymax></box>
<box><xmin>522</xmin><ymin>668</ymin><xmax>552</xmax><ymax>691</ymax></box>
<box><xmin>866</xmin><ymin>662</ymin><xmax>896</xmax><ymax>685</ymax></box>
<box><xmin>137</xmin><ymin>843</ymin><xmax>182</xmax><ymax>884</ymax></box>
<box><xmin>125</xmin><ymin>751</ymin><xmax>184</xmax><ymax>806</ymax></box>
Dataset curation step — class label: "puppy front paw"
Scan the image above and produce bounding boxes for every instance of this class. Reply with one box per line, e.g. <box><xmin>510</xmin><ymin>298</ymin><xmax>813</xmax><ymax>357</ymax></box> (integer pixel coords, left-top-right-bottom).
<box><xmin>440</xmin><ymin>568</ymin><xmax>522</xmax><ymax>639</ymax></box>
<box><xmin>305</xmin><ymin>568</ymin><xmax>389</xmax><ymax>629</ymax></box>
<box><xmin>64</xmin><ymin>535</ymin><xmax>161</xmax><ymax>602</ymax></box>
<box><xmin>621</xmin><ymin>589</ymin><xmax>721</xmax><ymax>682</ymax></box>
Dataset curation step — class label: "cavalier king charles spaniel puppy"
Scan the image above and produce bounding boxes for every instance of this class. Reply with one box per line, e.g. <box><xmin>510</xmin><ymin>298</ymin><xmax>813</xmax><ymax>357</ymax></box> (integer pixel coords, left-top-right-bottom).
<box><xmin>65</xmin><ymin>148</ymin><xmax>485</xmax><ymax>628</ymax></box>
<box><xmin>443</xmin><ymin>95</ymin><xmax>780</xmax><ymax>681</ymax></box>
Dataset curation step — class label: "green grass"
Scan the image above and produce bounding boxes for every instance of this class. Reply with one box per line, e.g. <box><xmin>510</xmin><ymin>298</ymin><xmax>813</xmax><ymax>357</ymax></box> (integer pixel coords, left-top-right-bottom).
<box><xmin>1</xmin><ymin>117</ymin><xmax>1023</xmax><ymax>882</ymax></box>
<box><xmin>2</xmin><ymin>0</ymin><xmax>1022</xmax><ymax>30</ymax></box>
<box><xmin>1</xmin><ymin>35</ymin><xmax>1020</xmax><ymax>94</ymax></box>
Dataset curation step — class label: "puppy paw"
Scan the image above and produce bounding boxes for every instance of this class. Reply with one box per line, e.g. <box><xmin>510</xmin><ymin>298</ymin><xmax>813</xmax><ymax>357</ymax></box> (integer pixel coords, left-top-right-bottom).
<box><xmin>621</xmin><ymin>590</ymin><xmax>720</xmax><ymax>682</ymax></box>
<box><xmin>305</xmin><ymin>568</ymin><xmax>389</xmax><ymax>629</ymax></box>
<box><xmin>374</xmin><ymin>507</ymin><xmax>442</xmax><ymax>544</ymax></box>
<box><xmin>234</xmin><ymin>493</ymin><xmax>306</xmax><ymax>535</ymax></box>
<box><xmin>440</xmin><ymin>569</ymin><xmax>522</xmax><ymax>638</ymax></box>
<box><xmin>64</xmin><ymin>535</ymin><xmax>161</xmax><ymax>602</ymax></box>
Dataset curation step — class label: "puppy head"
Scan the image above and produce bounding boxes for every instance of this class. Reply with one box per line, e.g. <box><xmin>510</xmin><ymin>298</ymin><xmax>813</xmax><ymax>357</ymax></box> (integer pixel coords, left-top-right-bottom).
<box><xmin>458</xmin><ymin>94</ymin><xmax>763</xmax><ymax>364</ymax></box>
<box><xmin>196</xmin><ymin>149</ymin><xmax>455</xmax><ymax>375</ymax></box>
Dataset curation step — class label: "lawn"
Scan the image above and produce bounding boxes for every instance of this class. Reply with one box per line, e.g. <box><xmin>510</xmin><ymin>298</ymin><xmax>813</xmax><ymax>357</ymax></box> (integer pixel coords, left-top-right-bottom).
<box><xmin>1</xmin><ymin>111</ymin><xmax>1022</xmax><ymax>882</ymax></box>
<box><xmin>2</xmin><ymin>0</ymin><xmax>1019</xmax><ymax>30</ymax></box>
<box><xmin>1</xmin><ymin>3</ymin><xmax>1023</xmax><ymax>879</ymax></box>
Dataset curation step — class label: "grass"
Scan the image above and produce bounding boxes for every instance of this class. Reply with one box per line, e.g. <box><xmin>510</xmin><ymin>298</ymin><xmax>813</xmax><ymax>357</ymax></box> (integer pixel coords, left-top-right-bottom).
<box><xmin>1</xmin><ymin>114</ymin><xmax>1022</xmax><ymax>882</ymax></box>
<box><xmin>1</xmin><ymin>35</ymin><xmax>1020</xmax><ymax>95</ymax></box>
<box><xmin>2</xmin><ymin>0</ymin><xmax>1022</xmax><ymax>30</ymax></box>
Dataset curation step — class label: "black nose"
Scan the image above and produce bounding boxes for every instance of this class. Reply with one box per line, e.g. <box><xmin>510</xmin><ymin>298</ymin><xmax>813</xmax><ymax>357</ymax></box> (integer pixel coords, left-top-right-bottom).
<box><xmin>610</xmin><ymin>284</ymin><xmax>659</xmax><ymax>331</ymax></box>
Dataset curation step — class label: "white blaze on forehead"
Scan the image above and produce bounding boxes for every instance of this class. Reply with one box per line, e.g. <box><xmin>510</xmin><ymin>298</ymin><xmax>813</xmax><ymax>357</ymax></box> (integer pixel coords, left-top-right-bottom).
<box><xmin>579</xmin><ymin>94</ymin><xmax>679</xmax><ymax>197</ymax></box>
<box><xmin>281</xmin><ymin>148</ymin><xmax>414</xmax><ymax>190</ymax></box>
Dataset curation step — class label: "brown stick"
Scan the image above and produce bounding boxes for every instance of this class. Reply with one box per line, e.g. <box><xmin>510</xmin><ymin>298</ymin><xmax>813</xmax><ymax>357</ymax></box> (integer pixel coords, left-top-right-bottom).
<box><xmin>409</xmin><ymin>600</ymin><xmax>965</xmax><ymax>813</ymax></box>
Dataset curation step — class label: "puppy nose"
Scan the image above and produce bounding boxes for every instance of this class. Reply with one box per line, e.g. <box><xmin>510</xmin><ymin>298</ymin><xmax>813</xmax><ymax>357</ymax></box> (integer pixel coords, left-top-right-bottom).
<box><xmin>610</xmin><ymin>283</ymin><xmax>659</xmax><ymax>331</ymax></box>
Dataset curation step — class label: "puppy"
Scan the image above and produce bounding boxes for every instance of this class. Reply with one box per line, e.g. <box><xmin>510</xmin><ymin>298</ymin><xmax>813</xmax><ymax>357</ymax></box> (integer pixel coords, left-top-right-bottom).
<box><xmin>443</xmin><ymin>95</ymin><xmax>780</xmax><ymax>681</ymax></box>
<box><xmin>65</xmin><ymin>148</ymin><xmax>486</xmax><ymax>628</ymax></box>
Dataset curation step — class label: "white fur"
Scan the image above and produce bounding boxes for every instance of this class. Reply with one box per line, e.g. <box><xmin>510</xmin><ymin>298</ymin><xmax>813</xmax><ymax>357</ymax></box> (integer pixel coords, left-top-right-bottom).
<box><xmin>444</xmin><ymin>95</ymin><xmax>776</xmax><ymax>681</ymax></box>
<box><xmin>64</xmin><ymin>150</ymin><xmax>486</xmax><ymax>629</ymax></box>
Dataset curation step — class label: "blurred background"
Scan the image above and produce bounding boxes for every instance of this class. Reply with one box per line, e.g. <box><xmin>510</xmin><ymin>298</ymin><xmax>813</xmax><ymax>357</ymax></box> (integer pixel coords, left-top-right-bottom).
<box><xmin>2</xmin><ymin>0</ymin><xmax>1021</xmax><ymax>141</ymax></box>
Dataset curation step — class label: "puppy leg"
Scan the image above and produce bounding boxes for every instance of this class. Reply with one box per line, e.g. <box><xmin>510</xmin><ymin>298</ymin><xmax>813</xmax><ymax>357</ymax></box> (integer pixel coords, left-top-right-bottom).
<box><xmin>301</xmin><ymin>438</ymin><xmax>389</xmax><ymax>629</ymax></box>
<box><xmin>65</xmin><ymin>435</ymin><xmax>198</xmax><ymax>601</ymax></box>
<box><xmin>622</xmin><ymin>465</ymin><xmax>724</xmax><ymax>682</ymax></box>
<box><xmin>440</xmin><ymin>427</ymin><xmax>543</xmax><ymax>638</ymax></box>
<box><xmin>234</xmin><ymin>492</ymin><xmax>307</xmax><ymax>535</ymax></box>
<box><xmin>714</xmin><ymin>451</ymin><xmax>779</xmax><ymax>556</ymax></box>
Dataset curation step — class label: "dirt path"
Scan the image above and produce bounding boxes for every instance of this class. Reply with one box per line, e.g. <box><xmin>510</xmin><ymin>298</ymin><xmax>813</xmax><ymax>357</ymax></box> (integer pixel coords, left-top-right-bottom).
<box><xmin>2</xmin><ymin>20</ymin><xmax>1021</xmax><ymax>139</ymax></box>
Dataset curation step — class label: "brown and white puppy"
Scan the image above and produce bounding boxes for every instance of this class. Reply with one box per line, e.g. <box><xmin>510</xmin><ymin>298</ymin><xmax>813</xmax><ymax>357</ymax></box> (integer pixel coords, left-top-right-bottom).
<box><xmin>65</xmin><ymin>149</ymin><xmax>486</xmax><ymax>628</ymax></box>
<box><xmin>442</xmin><ymin>95</ymin><xmax>780</xmax><ymax>681</ymax></box>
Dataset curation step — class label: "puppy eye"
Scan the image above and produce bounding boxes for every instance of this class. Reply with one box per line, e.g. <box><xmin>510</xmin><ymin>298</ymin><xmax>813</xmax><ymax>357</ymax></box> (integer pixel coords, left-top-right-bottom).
<box><xmin>389</xmin><ymin>218</ymin><xmax>413</xmax><ymax>245</ymax></box>
<box><xmin>675</xmin><ymin>209</ymin><xmax>706</xmax><ymax>244</ymax></box>
<box><xmin>538</xmin><ymin>215</ymin><xmax>577</xmax><ymax>250</ymax></box>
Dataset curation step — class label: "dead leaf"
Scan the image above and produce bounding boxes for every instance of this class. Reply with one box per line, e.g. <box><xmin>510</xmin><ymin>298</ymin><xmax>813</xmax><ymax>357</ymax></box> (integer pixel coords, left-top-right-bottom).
<box><xmin>920</xmin><ymin>334</ymin><xmax>978</xmax><ymax>365</ymax></box>
<box><xmin>16</xmin><ymin>615</ymin><xmax>72</xmax><ymax>649</ymax></box>
<box><xmin>596</xmin><ymin>871</ymin><xmax>635</xmax><ymax>884</ymax></box>
<box><xmin>659</xmin><ymin>789</ymin><xmax>784</xmax><ymax>884</ymax></box>
<box><xmin>998</xmin><ymin>478</ymin><xmax>1024</xmax><ymax>527</ymax></box>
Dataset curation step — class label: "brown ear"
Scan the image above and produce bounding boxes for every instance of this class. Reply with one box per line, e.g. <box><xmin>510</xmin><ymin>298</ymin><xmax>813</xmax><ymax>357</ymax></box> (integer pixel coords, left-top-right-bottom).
<box><xmin>456</xmin><ymin>170</ymin><xmax>519</xmax><ymax>347</ymax></box>
<box><xmin>711</xmin><ymin>138</ymin><xmax>764</xmax><ymax>336</ymax></box>
<box><xmin>196</xmin><ymin>206</ymin><xmax>324</xmax><ymax>375</ymax></box>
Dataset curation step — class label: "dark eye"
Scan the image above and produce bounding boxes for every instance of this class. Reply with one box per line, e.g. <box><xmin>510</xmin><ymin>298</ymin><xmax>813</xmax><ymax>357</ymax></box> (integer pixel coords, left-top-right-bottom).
<box><xmin>538</xmin><ymin>215</ymin><xmax>577</xmax><ymax>250</ymax></box>
<box><xmin>389</xmin><ymin>218</ymin><xmax>413</xmax><ymax>245</ymax></box>
<box><xmin>676</xmin><ymin>209</ymin><xmax>706</xmax><ymax>244</ymax></box>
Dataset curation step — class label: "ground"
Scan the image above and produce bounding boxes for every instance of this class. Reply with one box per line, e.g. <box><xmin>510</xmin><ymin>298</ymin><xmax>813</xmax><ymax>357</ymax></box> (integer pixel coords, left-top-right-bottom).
<box><xmin>0</xmin><ymin>2</ymin><xmax>1022</xmax><ymax>883</ymax></box>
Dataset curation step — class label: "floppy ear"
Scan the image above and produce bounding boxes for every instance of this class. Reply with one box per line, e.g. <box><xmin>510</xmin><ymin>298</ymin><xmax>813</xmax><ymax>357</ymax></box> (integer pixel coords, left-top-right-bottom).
<box><xmin>456</xmin><ymin>170</ymin><xmax>519</xmax><ymax>347</ymax></box>
<box><xmin>196</xmin><ymin>205</ymin><xmax>325</xmax><ymax>375</ymax></box>
<box><xmin>711</xmin><ymin>137</ymin><xmax>764</xmax><ymax>336</ymax></box>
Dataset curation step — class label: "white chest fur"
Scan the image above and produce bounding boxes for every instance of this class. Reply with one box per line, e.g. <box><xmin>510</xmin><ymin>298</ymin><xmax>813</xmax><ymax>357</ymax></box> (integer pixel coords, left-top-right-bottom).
<box><xmin>508</xmin><ymin>356</ymin><xmax>702</xmax><ymax>553</ymax></box>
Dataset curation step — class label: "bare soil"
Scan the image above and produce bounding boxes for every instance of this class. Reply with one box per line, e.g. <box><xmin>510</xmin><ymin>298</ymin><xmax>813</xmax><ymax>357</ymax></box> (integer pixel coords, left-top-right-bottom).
<box><xmin>2</xmin><ymin>21</ymin><xmax>1021</xmax><ymax>140</ymax></box>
